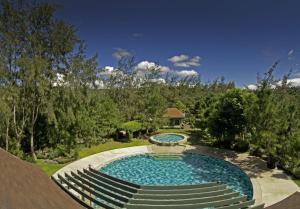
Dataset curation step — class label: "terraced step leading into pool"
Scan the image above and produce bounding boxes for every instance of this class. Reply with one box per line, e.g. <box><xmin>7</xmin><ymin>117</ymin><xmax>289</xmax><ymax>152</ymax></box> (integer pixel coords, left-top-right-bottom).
<box><xmin>137</xmin><ymin>184</ymin><xmax>227</xmax><ymax>195</ymax></box>
<box><xmin>52</xmin><ymin>167</ymin><xmax>264</xmax><ymax>209</ymax></box>
<box><xmin>150</xmin><ymin>144</ymin><xmax>186</xmax><ymax>154</ymax></box>
<box><xmin>132</xmin><ymin>188</ymin><xmax>232</xmax><ymax>200</ymax></box>
<box><xmin>149</xmin><ymin>153</ymin><xmax>183</xmax><ymax>160</ymax></box>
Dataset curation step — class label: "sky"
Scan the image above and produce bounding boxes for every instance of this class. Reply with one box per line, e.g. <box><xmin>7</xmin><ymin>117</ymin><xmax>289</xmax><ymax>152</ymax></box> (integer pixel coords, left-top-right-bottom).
<box><xmin>49</xmin><ymin>0</ymin><xmax>300</xmax><ymax>86</ymax></box>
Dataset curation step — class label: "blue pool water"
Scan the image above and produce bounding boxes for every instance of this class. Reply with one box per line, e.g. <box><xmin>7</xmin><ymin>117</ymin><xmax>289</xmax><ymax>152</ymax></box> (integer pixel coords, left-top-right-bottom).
<box><xmin>100</xmin><ymin>153</ymin><xmax>253</xmax><ymax>198</ymax></box>
<box><xmin>152</xmin><ymin>134</ymin><xmax>184</xmax><ymax>142</ymax></box>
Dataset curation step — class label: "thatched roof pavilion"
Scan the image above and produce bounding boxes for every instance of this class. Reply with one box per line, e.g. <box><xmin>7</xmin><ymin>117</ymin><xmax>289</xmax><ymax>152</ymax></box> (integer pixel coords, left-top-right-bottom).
<box><xmin>163</xmin><ymin>107</ymin><xmax>185</xmax><ymax>126</ymax></box>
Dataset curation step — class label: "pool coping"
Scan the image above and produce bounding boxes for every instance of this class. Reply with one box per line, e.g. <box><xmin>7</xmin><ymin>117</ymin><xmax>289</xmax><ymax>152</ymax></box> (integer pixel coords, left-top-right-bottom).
<box><xmin>149</xmin><ymin>133</ymin><xmax>188</xmax><ymax>146</ymax></box>
<box><xmin>53</xmin><ymin>145</ymin><xmax>299</xmax><ymax>207</ymax></box>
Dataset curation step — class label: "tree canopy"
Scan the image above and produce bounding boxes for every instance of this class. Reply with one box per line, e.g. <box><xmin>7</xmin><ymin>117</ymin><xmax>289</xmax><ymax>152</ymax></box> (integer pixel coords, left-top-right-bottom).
<box><xmin>0</xmin><ymin>0</ymin><xmax>299</xmax><ymax>178</ymax></box>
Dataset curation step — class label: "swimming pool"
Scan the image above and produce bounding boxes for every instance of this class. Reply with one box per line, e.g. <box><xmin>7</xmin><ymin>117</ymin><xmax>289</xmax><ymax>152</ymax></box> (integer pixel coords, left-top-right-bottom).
<box><xmin>100</xmin><ymin>153</ymin><xmax>253</xmax><ymax>198</ymax></box>
<box><xmin>150</xmin><ymin>133</ymin><xmax>187</xmax><ymax>145</ymax></box>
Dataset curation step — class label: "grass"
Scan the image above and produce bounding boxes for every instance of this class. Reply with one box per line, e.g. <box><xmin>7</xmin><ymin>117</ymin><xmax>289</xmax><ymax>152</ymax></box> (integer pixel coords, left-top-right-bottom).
<box><xmin>35</xmin><ymin>159</ymin><xmax>67</xmax><ymax>176</ymax></box>
<box><xmin>293</xmin><ymin>178</ymin><xmax>300</xmax><ymax>187</ymax></box>
<box><xmin>78</xmin><ymin>139</ymin><xmax>151</xmax><ymax>159</ymax></box>
<box><xmin>36</xmin><ymin>139</ymin><xmax>151</xmax><ymax>176</ymax></box>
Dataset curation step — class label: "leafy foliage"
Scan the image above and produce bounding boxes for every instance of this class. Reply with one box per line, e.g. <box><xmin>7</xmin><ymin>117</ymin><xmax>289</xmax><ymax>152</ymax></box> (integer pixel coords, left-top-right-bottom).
<box><xmin>0</xmin><ymin>1</ymin><xmax>299</xmax><ymax>180</ymax></box>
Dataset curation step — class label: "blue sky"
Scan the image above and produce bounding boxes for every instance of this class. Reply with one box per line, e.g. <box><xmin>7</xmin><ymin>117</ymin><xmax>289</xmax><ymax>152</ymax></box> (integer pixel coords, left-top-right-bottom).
<box><xmin>50</xmin><ymin>0</ymin><xmax>300</xmax><ymax>86</ymax></box>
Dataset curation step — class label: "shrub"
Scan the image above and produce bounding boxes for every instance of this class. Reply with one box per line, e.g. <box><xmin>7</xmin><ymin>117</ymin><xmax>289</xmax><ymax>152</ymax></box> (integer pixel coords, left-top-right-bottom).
<box><xmin>233</xmin><ymin>139</ymin><xmax>250</xmax><ymax>152</ymax></box>
<box><xmin>249</xmin><ymin>144</ymin><xmax>264</xmax><ymax>157</ymax></box>
<box><xmin>292</xmin><ymin>167</ymin><xmax>300</xmax><ymax>179</ymax></box>
<box><xmin>121</xmin><ymin>121</ymin><xmax>142</xmax><ymax>140</ymax></box>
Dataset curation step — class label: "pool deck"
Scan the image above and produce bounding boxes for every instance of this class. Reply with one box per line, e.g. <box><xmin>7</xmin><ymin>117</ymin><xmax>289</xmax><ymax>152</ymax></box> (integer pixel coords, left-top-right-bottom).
<box><xmin>149</xmin><ymin>133</ymin><xmax>188</xmax><ymax>146</ymax></box>
<box><xmin>183</xmin><ymin>145</ymin><xmax>300</xmax><ymax>207</ymax></box>
<box><xmin>53</xmin><ymin>144</ymin><xmax>299</xmax><ymax>208</ymax></box>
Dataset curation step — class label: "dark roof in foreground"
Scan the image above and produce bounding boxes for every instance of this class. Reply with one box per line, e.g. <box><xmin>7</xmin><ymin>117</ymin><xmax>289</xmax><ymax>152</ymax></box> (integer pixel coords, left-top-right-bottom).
<box><xmin>265</xmin><ymin>192</ymin><xmax>300</xmax><ymax>209</ymax></box>
<box><xmin>163</xmin><ymin>107</ymin><xmax>185</xmax><ymax>118</ymax></box>
<box><xmin>0</xmin><ymin>149</ymin><xmax>85</xmax><ymax>209</ymax></box>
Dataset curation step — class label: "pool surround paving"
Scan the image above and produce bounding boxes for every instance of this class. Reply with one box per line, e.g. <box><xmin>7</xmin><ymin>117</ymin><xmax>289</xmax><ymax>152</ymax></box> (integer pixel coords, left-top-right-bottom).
<box><xmin>149</xmin><ymin>133</ymin><xmax>188</xmax><ymax>146</ymax></box>
<box><xmin>53</xmin><ymin>144</ymin><xmax>299</xmax><ymax>207</ymax></box>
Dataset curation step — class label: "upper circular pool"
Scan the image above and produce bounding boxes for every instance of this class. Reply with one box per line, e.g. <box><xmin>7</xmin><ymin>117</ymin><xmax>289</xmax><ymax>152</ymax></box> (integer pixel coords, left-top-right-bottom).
<box><xmin>150</xmin><ymin>133</ymin><xmax>187</xmax><ymax>145</ymax></box>
<box><xmin>100</xmin><ymin>153</ymin><xmax>253</xmax><ymax>198</ymax></box>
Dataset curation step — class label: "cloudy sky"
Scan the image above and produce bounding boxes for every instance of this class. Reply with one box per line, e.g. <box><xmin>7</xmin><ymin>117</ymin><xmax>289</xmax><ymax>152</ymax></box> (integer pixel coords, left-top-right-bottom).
<box><xmin>50</xmin><ymin>0</ymin><xmax>300</xmax><ymax>86</ymax></box>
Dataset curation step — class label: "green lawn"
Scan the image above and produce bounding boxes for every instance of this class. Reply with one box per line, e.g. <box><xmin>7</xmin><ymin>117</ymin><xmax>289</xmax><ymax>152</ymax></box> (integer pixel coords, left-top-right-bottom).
<box><xmin>36</xmin><ymin>159</ymin><xmax>67</xmax><ymax>176</ymax></box>
<box><xmin>78</xmin><ymin>139</ymin><xmax>151</xmax><ymax>158</ymax></box>
<box><xmin>36</xmin><ymin>139</ymin><xmax>151</xmax><ymax>176</ymax></box>
<box><xmin>293</xmin><ymin>178</ymin><xmax>300</xmax><ymax>187</ymax></box>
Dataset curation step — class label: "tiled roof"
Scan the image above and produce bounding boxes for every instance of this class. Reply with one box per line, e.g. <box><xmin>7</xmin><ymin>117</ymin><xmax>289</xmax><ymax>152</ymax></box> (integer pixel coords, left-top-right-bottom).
<box><xmin>0</xmin><ymin>149</ymin><xmax>85</xmax><ymax>209</ymax></box>
<box><xmin>163</xmin><ymin>107</ymin><xmax>185</xmax><ymax>118</ymax></box>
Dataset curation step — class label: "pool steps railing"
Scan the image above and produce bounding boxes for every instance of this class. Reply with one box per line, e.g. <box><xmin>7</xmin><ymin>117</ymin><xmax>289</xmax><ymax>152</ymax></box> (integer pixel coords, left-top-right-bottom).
<box><xmin>52</xmin><ymin>167</ymin><xmax>264</xmax><ymax>209</ymax></box>
<box><xmin>51</xmin><ymin>176</ymin><xmax>95</xmax><ymax>209</ymax></box>
<box><xmin>63</xmin><ymin>173</ymin><xmax>125</xmax><ymax>208</ymax></box>
<box><xmin>53</xmin><ymin>174</ymin><xmax>116</xmax><ymax>209</ymax></box>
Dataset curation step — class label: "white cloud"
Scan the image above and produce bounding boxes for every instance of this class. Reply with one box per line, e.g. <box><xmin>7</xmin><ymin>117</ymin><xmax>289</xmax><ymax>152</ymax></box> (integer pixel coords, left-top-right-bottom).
<box><xmin>149</xmin><ymin>78</ymin><xmax>166</xmax><ymax>84</ymax></box>
<box><xmin>288</xmin><ymin>49</ymin><xmax>294</xmax><ymax>56</ymax></box>
<box><xmin>104</xmin><ymin>66</ymin><xmax>115</xmax><ymax>73</ymax></box>
<box><xmin>168</xmin><ymin>54</ymin><xmax>201</xmax><ymax>67</ymax></box>
<box><xmin>113</xmin><ymin>48</ymin><xmax>132</xmax><ymax>60</ymax></box>
<box><xmin>99</xmin><ymin>66</ymin><xmax>121</xmax><ymax>76</ymax></box>
<box><xmin>135</xmin><ymin>61</ymin><xmax>170</xmax><ymax>73</ymax></box>
<box><xmin>168</xmin><ymin>54</ymin><xmax>189</xmax><ymax>63</ymax></box>
<box><xmin>93</xmin><ymin>80</ymin><xmax>105</xmax><ymax>89</ymax></box>
<box><xmin>288</xmin><ymin>49</ymin><xmax>295</xmax><ymax>60</ymax></box>
<box><xmin>247</xmin><ymin>84</ymin><xmax>258</xmax><ymax>90</ymax></box>
<box><xmin>53</xmin><ymin>73</ymin><xmax>67</xmax><ymax>87</ymax></box>
<box><xmin>247</xmin><ymin>83</ymin><xmax>276</xmax><ymax>90</ymax></box>
<box><xmin>247</xmin><ymin>77</ymin><xmax>300</xmax><ymax>90</ymax></box>
<box><xmin>135</xmin><ymin>61</ymin><xmax>156</xmax><ymax>71</ymax></box>
<box><xmin>176</xmin><ymin>70</ymin><xmax>199</xmax><ymax>77</ymax></box>
<box><xmin>286</xmin><ymin>77</ymin><xmax>300</xmax><ymax>87</ymax></box>
<box><xmin>174</xmin><ymin>62</ymin><xmax>190</xmax><ymax>67</ymax></box>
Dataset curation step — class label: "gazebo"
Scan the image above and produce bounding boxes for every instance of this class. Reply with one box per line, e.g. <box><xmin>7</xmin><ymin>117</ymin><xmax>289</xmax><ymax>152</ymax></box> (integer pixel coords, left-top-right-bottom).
<box><xmin>163</xmin><ymin>107</ymin><xmax>185</xmax><ymax>127</ymax></box>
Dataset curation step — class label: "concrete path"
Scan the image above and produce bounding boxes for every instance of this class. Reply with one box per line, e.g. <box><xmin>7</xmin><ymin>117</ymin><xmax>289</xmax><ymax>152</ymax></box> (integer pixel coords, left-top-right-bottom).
<box><xmin>54</xmin><ymin>144</ymin><xmax>299</xmax><ymax>207</ymax></box>
<box><xmin>184</xmin><ymin>145</ymin><xmax>299</xmax><ymax>207</ymax></box>
<box><xmin>53</xmin><ymin>146</ymin><xmax>151</xmax><ymax>177</ymax></box>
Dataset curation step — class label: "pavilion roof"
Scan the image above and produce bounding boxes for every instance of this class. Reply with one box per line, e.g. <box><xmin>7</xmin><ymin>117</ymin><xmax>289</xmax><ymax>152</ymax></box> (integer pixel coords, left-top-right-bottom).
<box><xmin>163</xmin><ymin>107</ymin><xmax>185</xmax><ymax>118</ymax></box>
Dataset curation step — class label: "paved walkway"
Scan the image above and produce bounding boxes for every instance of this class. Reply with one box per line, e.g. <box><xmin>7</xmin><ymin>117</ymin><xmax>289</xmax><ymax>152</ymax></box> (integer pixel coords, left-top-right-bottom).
<box><xmin>54</xmin><ymin>144</ymin><xmax>299</xmax><ymax>207</ymax></box>
<box><xmin>183</xmin><ymin>145</ymin><xmax>300</xmax><ymax>207</ymax></box>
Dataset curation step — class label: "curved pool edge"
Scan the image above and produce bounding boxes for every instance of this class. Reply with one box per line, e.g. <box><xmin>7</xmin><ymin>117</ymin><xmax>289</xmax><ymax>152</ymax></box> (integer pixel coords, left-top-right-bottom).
<box><xmin>52</xmin><ymin>144</ymin><xmax>299</xmax><ymax>207</ymax></box>
<box><xmin>52</xmin><ymin>145</ymin><xmax>151</xmax><ymax>178</ymax></box>
<box><xmin>149</xmin><ymin>133</ymin><xmax>188</xmax><ymax>145</ymax></box>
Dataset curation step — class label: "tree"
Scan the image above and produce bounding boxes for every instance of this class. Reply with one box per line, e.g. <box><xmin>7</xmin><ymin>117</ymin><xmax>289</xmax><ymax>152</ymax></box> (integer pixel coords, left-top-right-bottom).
<box><xmin>0</xmin><ymin>91</ymin><xmax>11</xmax><ymax>151</ymax></box>
<box><xmin>121</xmin><ymin>121</ymin><xmax>142</xmax><ymax>140</ymax></box>
<box><xmin>251</xmin><ymin>63</ymin><xmax>279</xmax><ymax>159</ymax></box>
<box><xmin>0</xmin><ymin>1</ymin><xmax>80</xmax><ymax>159</ymax></box>
<box><xmin>208</xmin><ymin>89</ymin><xmax>250</xmax><ymax>148</ymax></box>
